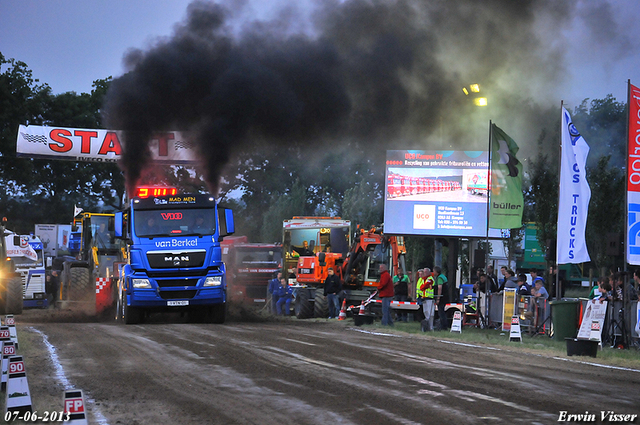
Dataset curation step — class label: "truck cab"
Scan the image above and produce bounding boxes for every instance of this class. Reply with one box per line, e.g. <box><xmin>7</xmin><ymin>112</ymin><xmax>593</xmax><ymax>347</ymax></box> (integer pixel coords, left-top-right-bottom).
<box><xmin>115</xmin><ymin>192</ymin><xmax>234</xmax><ymax>324</ymax></box>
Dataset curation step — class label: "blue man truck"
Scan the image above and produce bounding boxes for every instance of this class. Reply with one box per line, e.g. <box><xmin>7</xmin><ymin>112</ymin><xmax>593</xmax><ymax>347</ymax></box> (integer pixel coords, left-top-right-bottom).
<box><xmin>115</xmin><ymin>191</ymin><xmax>235</xmax><ymax>324</ymax></box>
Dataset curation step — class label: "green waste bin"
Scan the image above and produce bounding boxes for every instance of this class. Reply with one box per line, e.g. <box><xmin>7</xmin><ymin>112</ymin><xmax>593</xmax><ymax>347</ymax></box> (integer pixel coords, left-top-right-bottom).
<box><xmin>549</xmin><ymin>299</ymin><xmax>580</xmax><ymax>340</ymax></box>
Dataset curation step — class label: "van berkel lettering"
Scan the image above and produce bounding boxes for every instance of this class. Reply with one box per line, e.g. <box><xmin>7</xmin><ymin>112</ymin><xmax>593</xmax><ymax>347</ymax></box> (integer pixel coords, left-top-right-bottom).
<box><xmin>154</xmin><ymin>239</ymin><xmax>198</xmax><ymax>248</ymax></box>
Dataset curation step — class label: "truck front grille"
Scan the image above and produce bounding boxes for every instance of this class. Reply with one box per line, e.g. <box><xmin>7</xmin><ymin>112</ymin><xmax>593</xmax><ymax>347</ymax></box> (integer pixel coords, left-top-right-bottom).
<box><xmin>156</xmin><ymin>278</ymin><xmax>199</xmax><ymax>288</ymax></box>
<box><xmin>147</xmin><ymin>250</ymin><xmax>206</xmax><ymax>268</ymax></box>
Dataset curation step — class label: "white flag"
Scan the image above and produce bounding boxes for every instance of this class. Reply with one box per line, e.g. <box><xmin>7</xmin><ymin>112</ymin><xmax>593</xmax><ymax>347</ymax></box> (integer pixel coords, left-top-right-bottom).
<box><xmin>74</xmin><ymin>205</ymin><xmax>83</xmax><ymax>217</ymax></box>
<box><xmin>557</xmin><ymin>107</ymin><xmax>591</xmax><ymax>264</ymax></box>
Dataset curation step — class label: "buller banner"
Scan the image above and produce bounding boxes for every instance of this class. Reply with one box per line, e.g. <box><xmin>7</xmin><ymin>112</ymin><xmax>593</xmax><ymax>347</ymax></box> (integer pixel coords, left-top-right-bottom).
<box><xmin>16</xmin><ymin>125</ymin><xmax>198</xmax><ymax>164</ymax></box>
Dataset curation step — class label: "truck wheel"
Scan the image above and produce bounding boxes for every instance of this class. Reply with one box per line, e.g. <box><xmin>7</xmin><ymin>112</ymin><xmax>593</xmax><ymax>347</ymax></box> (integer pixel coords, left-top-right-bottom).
<box><xmin>124</xmin><ymin>300</ymin><xmax>142</xmax><ymax>324</ymax></box>
<box><xmin>70</xmin><ymin>267</ymin><xmax>91</xmax><ymax>300</ymax></box>
<box><xmin>295</xmin><ymin>289</ymin><xmax>313</xmax><ymax>319</ymax></box>
<box><xmin>3</xmin><ymin>277</ymin><xmax>23</xmax><ymax>315</ymax></box>
<box><xmin>210</xmin><ymin>304</ymin><xmax>226</xmax><ymax>324</ymax></box>
<box><xmin>313</xmin><ymin>292</ymin><xmax>329</xmax><ymax>318</ymax></box>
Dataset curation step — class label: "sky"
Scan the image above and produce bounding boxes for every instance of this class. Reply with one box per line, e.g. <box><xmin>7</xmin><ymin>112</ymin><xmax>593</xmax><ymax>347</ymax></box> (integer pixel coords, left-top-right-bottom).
<box><xmin>1</xmin><ymin>0</ymin><xmax>639</xmax><ymax>105</ymax></box>
<box><xmin>2</xmin><ymin>0</ymin><xmax>640</xmax><ymax>178</ymax></box>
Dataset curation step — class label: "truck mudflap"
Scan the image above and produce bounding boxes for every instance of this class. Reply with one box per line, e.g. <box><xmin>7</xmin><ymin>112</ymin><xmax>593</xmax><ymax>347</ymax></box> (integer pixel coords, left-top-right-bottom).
<box><xmin>96</xmin><ymin>277</ymin><xmax>114</xmax><ymax>314</ymax></box>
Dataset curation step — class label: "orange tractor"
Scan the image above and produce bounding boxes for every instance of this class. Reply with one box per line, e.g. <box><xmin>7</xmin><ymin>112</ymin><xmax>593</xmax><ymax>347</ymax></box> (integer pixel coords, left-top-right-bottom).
<box><xmin>282</xmin><ymin>217</ymin><xmax>406</xmax><ymax>319</ymax></box>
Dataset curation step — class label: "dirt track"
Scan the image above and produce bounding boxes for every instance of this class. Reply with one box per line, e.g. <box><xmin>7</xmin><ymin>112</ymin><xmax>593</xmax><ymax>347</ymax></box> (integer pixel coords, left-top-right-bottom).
<box><xmin>10</xmin><ymin>309</ymin><xmax>640</xmax><ymax>424</ymax></box>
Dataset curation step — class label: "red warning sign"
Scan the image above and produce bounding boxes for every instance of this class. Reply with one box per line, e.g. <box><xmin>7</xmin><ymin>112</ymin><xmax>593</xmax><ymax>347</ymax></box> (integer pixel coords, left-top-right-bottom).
<box><xmin>9</xmin><ymin>361</ymin><xmax>25</xmax><ymax>375</ymax></box>
<box><xmin>2</xmin><ymin>344</ymin><xmax>15</xmax><ymax>356</ymax></box>
<box><xmin>65</xmin><ymin>398</ymin><xmax>85</xmax><ymax>414</ymax></box>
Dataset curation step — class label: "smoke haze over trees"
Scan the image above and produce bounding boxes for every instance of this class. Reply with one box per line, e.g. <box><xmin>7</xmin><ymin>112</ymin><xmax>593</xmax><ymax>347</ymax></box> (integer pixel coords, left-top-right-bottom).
<box><xmin>103</xmin><ymin>0</ymin><xmax>626</xmax><ymax>195</ymax></box>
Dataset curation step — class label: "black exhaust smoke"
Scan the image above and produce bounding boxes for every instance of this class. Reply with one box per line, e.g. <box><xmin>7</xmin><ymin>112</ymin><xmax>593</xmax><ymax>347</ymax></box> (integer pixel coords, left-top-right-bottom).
<box><xmin>104</xmin><ymin>0</ymin><xmax>585</xmax><ymax>195</ymax></box>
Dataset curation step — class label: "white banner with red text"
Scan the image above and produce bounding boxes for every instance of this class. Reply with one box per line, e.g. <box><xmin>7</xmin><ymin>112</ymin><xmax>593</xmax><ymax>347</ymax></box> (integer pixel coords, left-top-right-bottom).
<box><xmin>16</xmin><ymin>125</ymin><xmax>198</xmax><ymax>164</ymax></box>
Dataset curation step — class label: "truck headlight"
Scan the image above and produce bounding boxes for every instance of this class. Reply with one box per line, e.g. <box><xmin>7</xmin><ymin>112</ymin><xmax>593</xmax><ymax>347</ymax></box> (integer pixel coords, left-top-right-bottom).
<box><xmin>203</xmin><ymin>276</ymin><xmax>222</xmax><ymax>287</ymax></box>
<box><xmin>132</xmin><ymin>278</ymin><xmax>151</xmax><ymax>289</ymax></box>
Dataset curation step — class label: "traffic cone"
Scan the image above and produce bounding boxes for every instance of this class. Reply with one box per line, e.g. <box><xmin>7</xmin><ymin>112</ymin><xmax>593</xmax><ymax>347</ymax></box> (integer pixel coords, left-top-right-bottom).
<box><xmin>359</xmin><ymin>301</ymin><xmax>366</xmax><ymax>316</ymax></box>
<box><xmin>338</xmin><ymin>299</ymin><xmax>347</xmax><ymax>321</ymax></box>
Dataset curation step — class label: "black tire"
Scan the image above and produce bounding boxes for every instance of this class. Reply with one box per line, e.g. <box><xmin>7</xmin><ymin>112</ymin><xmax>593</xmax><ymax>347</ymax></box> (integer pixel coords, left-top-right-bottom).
<box><xmin>313</xmin><ymin>292</ymin><xmax>329</xmax><ymax>318</ymax></box>
<box><xmin>70</xmin><ymin>267</ymin><xmax>91</xmax><ymax>300</ymax></box>
<box><xmin>295</xmin><ymin>288</ymin><xmax>313</xmax><ymax>319</ymax></box>
<box><xmin>5</xmin><ymin>276</ymin><xmax>23</xmax><ymax>315</ymax></box>
<box><xmin>210</xmin><ymin>303</ymin><xmax>226</xmax><ymax>324</ymax></box>
<box><xmin>0</xmin><ymin>279</ymin><xmax>7</xmax><ymax>315</ymax></box>
<box><xmin>123</xmin><ymin>296</ymin><xmax>142</xmax><ymax>324</ymax></box>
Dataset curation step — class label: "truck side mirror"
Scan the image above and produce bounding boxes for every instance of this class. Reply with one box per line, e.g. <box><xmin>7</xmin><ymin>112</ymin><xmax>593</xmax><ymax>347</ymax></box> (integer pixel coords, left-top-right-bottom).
<box><xmin>217</xmin><ymin>207</ymin><xmax>235</xmax><ymax>241</ymax></box>
<box><xmin>225</xmin><ymin>209</ymin><xmax>235</xmax><ymax>235</ymax></box>
<box><xmin>13</xmin><ymin>235</ymin><xmax>20</xmax><ymax>246</ymax></box>
<box><xmin>114</xmin><ymin>212</ymin><xmax>124</xmax><ymax>238</ymax></box>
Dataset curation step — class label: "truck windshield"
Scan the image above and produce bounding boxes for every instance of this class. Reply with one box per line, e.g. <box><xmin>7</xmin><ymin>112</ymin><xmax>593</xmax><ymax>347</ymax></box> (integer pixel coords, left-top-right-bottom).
<box><xmin>284</xmin><ymin>227</ymin><xmax>350</xmax><ymax>256</ymax></box>
<box><xmin>135</xmin><ymin>208</ymin><xmax>216</xmax><ymax>237</ymax></box>
<box><xmin>91</xmin><ymin>216</ymin><xmax>118</xmax><ymax>249</ymax></box>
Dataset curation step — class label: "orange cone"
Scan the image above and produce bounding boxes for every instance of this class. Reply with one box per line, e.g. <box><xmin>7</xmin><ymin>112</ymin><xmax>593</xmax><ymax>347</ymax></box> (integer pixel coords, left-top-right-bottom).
<box><xmin>359</xmin><ymin>301</ymin><xmax>366</xmax><ymax>316</ymax></box>
<box><xmin>338</xmin><ymin>299</ymin><xmax>347</xmax><ymax>321</ymax></box>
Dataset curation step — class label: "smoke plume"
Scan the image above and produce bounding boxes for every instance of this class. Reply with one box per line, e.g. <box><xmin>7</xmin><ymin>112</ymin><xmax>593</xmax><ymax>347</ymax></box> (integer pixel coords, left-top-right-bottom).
<box><xmin>104</xmin><ymin>0</ymin><xmax>599</xmax><ymax>195</ymax></box>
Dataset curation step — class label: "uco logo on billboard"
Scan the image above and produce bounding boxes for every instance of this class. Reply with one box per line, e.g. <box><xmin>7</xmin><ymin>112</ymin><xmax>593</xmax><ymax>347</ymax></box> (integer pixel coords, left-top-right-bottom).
<box><xmin>413</xmin><ymin>205</ymin><xmax>435</xmax><ymax>229</ymax></box>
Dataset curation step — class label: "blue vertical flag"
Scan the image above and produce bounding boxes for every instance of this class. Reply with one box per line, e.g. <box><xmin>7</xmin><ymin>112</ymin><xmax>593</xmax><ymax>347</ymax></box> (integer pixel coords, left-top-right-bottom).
<box><xmin>557</xmin><ymin>107</ymin><xmax>590</xmax><ymax>264</ymax></box>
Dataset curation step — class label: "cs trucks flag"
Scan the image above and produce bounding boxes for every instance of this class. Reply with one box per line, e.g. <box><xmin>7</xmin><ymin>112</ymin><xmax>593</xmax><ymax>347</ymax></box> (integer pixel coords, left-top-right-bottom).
<box><xmin>557</xmin><ymin>107</ymin><xmax>591</xmax><ymax>264</ymax></box>
<box><xmin>489</xmin><ymin>123</ymin><xmax>523</xmax><ymax>230</ymax></box>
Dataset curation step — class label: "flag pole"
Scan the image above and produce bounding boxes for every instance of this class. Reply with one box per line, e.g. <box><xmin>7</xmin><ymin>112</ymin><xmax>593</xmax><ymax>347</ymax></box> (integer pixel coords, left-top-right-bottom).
<box><xmin>624</xmin><ymin>79</ymin><xmax>631</xmax><ymax>348</ymax></box>
<box><xmin>625</xmin><ymin>79</ymin><xmax>630</xmax><ymax>274</ymax></box>
<box><xmin>485</xmin><ymin>120</ymin><xmax>492</xmax><ymax>327</ymax></box>
<box><xmin>555</xmin><ymin>101</ymin><xmax>564</xmax><ymax>300</ymax></box>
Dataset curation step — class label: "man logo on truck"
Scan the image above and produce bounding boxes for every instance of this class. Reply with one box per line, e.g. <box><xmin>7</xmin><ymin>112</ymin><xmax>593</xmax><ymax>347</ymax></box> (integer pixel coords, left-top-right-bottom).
<box><xmin>165</xmin><ymin>256</ymin><xmax>189</xmax><ymax>266</ymax></box>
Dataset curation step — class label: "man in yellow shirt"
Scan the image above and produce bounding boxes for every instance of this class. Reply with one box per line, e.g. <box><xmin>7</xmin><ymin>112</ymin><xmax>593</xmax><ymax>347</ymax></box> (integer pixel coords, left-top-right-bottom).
<box><xmin>420</xmin><ymin>268</ymin><xmax>436</xmax><ymax>331</ymax></box>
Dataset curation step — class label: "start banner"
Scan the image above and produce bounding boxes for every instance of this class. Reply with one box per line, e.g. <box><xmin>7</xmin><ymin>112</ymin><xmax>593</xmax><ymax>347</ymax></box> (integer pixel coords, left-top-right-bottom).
<box><xmin>16</xmin><ymin>125</ymin><xmax>198</xmax><ymax>164</ymax></box>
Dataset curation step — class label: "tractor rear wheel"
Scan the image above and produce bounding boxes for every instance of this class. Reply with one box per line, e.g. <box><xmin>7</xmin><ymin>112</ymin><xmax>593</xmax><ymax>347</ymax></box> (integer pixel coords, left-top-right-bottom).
<box><xmin>313</xmin><ymin>292</ymin><xmax>329</xmax><ymax>318</ymax></box>
<box><xmin>295</xmin><ymin>288</ymin><xmax>313</xmax><ymax>319</ymax></box>
<box><xmin>70</xmin><ymin>267</ymin><xmax>91</xmax><ymax>300</ymax></box>
<box><xmin>2</xmin><ymin>276</ymin><xmax>23</xmax><ymax>315</ymax></box>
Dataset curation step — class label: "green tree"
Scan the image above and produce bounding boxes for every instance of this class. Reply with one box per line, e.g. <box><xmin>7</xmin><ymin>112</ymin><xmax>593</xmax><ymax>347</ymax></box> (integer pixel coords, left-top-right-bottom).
<box><xmin>0</xmin><ymin>53</ymin><xmax>123</xmax><ymax>232</ymax></box>
<box><xmin>525</xmin><ymin>129</ymin><xmax>558</xmax><ymax>258</ymax></box>
<box><xmin>341</xmin><ymin>177</ymin><xmax>383</xmax><ymax>229</ymax></box>
<box><xmin>260</xmin><ymin>180</ymin><xmax>308</xmax><ymax>243</ymax></box>
<box><xmin>585</xmin><ymin>155</ymin><xmax>624</xmax><ymax>271</ymax></box>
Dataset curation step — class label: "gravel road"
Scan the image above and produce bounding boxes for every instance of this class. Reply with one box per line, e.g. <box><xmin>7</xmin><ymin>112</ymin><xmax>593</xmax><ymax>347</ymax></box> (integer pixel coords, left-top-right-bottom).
<box><xmin>8</xmin><ymin>309</ymin><xmax>640</xmax><ymax>425</ymax></box>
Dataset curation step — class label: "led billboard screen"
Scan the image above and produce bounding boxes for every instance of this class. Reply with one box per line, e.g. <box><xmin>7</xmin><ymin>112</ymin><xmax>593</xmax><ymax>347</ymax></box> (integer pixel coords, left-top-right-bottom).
<box><xmin>384</xmin><ymin>150</ymin><xmax>489</xmax><ymax>237</ymax></box>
